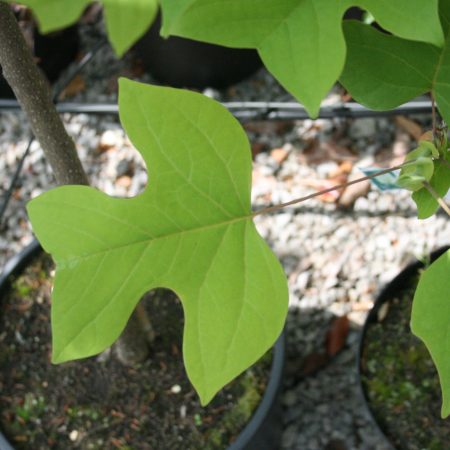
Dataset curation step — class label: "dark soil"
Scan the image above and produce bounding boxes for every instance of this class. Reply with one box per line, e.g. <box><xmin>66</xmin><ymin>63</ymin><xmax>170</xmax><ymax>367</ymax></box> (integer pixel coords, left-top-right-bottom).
<box><xmin>0</xmin><ymin>252</ymin><xmax>272</xmax><ymax>450</ymax></box>
<box><xmin>361</xmin><ymin>273</ymin><xmax>450</xmax><ymax>450</ymax></box>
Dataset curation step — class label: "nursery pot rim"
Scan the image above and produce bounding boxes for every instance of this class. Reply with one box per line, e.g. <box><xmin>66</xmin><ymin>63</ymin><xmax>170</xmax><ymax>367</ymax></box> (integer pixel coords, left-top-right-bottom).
<box><xmin>0</xmin><ymin>239</ymin><xmax>285</xmax><ymax>450</ymax></box>
<box><xmin>356</xmin><ymin>246</ymin><xmax>450</xmax><ymax>450</ymax></box>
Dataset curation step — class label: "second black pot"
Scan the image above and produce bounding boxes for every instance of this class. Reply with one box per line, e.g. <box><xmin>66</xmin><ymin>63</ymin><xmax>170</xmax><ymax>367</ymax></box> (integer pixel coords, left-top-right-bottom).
<box><xmin>357</xmin><ymin>247</ymin><xmax>450</xmax><ymax>450</ymax></box>
<box><xmin>133</xmin><ymin>13</ymin><xmax>263</xmax><ymax>90</ymax></box>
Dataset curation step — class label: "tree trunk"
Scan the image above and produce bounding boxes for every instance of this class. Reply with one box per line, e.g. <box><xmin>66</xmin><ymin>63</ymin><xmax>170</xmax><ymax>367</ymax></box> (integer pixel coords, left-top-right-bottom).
<box><xmin>0</xmin><ymin>2</ymin><xmax>88</xmax><ymax>186</ymax></box>
<box><xmin>115</xmin><ymin>299</ymin><xmax>155</xmax><ymax>365</ymax></box>
<box><xmin>0</xmin><ymin>1</ymin><xmax>152</xmax><ymax>365</ymax></box>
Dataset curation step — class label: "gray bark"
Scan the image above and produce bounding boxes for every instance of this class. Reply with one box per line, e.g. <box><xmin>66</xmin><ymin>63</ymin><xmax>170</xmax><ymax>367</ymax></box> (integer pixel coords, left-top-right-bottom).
<box><xmin>0</xmin><ymin>1</ymin><xmax>88</xmax><ymax>186</ymax></box>
<box><xmin>115</xmin><ymin>302</ymin><xmax>152</xmax><ymax>365</ymax></box>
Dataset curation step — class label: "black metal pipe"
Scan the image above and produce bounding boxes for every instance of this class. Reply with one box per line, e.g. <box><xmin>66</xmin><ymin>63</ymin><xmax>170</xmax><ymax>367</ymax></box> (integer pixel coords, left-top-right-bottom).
<box><xmin>0</xmin><ymin>98</ymin><xmax>432</xmax><ymax>120</ymax></box>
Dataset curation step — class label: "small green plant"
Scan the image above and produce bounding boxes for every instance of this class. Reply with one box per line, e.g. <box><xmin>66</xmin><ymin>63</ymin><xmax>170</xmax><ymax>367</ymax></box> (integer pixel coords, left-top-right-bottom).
<box><xmin>2</xmin><ymin>0</ymin><xmax>450</xmax><ymax>421</ymax></box>
<box><xmin>13</xmin><ymin>278</ymin><xmax>32</xmax><ymax>297</ymax></box>
<box><xmin>15</xmin><ymin>393</ymin><xmax>46</xmax><ymax>422</ymax></box>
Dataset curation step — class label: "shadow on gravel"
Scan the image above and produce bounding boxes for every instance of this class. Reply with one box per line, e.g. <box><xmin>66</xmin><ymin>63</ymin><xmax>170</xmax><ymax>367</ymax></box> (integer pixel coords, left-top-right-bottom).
<box><xmin>280</xmin><ymin>307</ymin><xmax>388</xmax><ymax>450</ymax></box>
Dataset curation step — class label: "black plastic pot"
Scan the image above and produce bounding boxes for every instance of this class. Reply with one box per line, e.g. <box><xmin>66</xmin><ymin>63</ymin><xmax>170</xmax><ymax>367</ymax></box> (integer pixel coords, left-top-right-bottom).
<box><xmin>230</xmin><ymin>331</ymin><xmax>285</xmax><ymax>450</ymax></box>
<box><xmin>134</xmin><ymin>8</ymin><xmax>383</xmax><ymax>92</ymax></box>
<box><xmin>0</xmin><ymin>240</ymin><xmax>285</xmax><ymax>450</ymax></box>
<box><xmin>357</xmin><ymin>246</ymin><xmax>450</xmax><ymax>450</ymax></box>
<box><xmin>133</xmin><ymin>13</ymin><xmax>262</xmax><ymax>90</ymax></box>
<box><xmin>0</xmin><ymin>9</ymin><xmax>79</xmax><ymax>99</ymax></box>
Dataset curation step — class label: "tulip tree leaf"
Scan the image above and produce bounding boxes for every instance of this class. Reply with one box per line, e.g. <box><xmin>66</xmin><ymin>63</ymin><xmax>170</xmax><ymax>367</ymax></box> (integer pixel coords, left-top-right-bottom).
<box><xmin>340</xmin><ymin>21</ymin><xmax>439</xmax><ymax>111</ymax></box>
<box><xmin>8</xmin><ymin>0</ymin><xmax>158</xmax><ymax>56</ymax></box>
<box><xmin>159</xmin><ymin>0</ymin><xmax>442</xmax><ymax>117</ymax></box>
<box><xmin>27</xmin><ymin>78</ymin><xmax>288</xmax><ymax>405</ymax></box>
<box><xmin>340</xmin><ymin>1</ymin><xmax>450</xmax><ymax>125</ymax></box>
<box><xmin>411</xmin><ymin>250</ymin><xmax>450</xmax><ymax>418</ymax></box>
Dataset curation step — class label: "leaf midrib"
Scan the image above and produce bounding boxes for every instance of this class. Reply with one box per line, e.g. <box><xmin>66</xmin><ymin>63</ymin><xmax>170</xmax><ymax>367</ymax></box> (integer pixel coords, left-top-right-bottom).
<box><xmin>59</xmin><ymin>212</ymin><xmax>253</xmax><ymax>264</ymax></box>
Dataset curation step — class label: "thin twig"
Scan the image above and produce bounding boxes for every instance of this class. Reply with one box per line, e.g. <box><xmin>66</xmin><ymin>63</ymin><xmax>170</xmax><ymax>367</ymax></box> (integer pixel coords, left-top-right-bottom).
<box><xmin>252</xmin><ymin>161</ymin><xmax>415</xmax><ymax>217</ymax></box>
<box><xmin>423</xmin><ymin>182</ymin><xmax>450</xmax><ymax>217</ymax></box>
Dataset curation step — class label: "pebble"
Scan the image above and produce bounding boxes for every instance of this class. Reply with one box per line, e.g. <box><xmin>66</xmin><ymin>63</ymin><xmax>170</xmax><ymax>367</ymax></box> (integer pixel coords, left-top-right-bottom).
<box><xmin>98</xmin><ymin>129</ymin><xmax>118</xmax><ymax>150</ymax></box>
<box><xmin>349</xmin><ymin>118</ymin><xmax>377</xmax><ymax>139</ymax></box>
<box><xmin>69</xmin><ymin>430</ymin><xmax>79</xmax><ymax>441</ymax></box>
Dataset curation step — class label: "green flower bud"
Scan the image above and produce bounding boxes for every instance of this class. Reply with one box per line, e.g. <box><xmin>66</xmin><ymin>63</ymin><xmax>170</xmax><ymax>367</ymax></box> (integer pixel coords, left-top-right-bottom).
<box><xmin>397</xmin><ymin>156</ymin><xmax>435</xmax><ymax>191</ymax></box>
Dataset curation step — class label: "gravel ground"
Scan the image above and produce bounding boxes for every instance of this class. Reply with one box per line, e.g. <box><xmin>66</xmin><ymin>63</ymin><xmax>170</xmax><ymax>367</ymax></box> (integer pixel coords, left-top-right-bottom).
<box><xmin>1</xmin><ymin>16</ymin><xmax>450</xmax><ymax>450</ymax></box>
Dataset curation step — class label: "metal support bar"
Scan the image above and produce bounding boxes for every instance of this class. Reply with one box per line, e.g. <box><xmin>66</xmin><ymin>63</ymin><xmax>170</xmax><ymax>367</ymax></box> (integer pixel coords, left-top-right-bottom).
<box><xmin>0</xmin><ymin>98</ymin><xmax>432</xmax><ymax>120</ymax></box>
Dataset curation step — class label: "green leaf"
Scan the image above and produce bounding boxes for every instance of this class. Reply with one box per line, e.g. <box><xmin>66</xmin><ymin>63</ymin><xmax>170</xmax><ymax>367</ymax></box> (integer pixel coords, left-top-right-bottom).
<box><xmin>27</xmin><ymin>78</ymin><xmax>288</xmax><ymax>405</ymax></box>
<box><xmin>397</xmin><ymin>142</ymin><xmax>439</xmax><ymax>192</ymax></box>
<box><xmin>411</xmin><ymin>250</ymin><xmax>450</xmax><ymax>418</ymax></box>
<box><xmin>412</xmin><ymin>160</ymin><xmax>450</xmax><ymax>218</ymax></box>
<box><xmin>159</xmin><ymin>0</ymin><xmax>442</xmax><ymax>116</ymax></box>
<box><xmin>340</xmin><ymin>3</ymin><xmax>450</xmax><ymax>125</ymax></box>
<box><xmin>340</xmin><ymin>21</ymin><xmax>440</xmax><ymax>111</ymax></box>
<box><xmin>9</xmin><ymin>0</ymin><xmax>158</xmax><ymax>56</ymax></box>
<box><xmin>103</xmin><ymin>0</ymin><xmax>158</xmax><ymax>56</ymax></box>
<box><xmin>397</xmin><ymin>157</ymin><xmax>435</xmax><ymax>192</ymax></box>
<box><xmin>8</xmin><ymin>0</ymin><xmax>91</xmax><ymax>32</ymax></box>
<box><xmin>354</xmin><ymin>0</ymin><xmax>444</xmax><ymax>47</ymax></box>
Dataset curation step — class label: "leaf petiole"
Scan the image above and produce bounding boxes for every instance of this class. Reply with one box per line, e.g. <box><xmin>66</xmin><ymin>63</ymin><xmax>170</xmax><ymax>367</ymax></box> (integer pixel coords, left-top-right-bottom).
<box><xmin>252</xmin><ymin>160</ymin><xmax>417</xmax><ymax>217</ymax></box>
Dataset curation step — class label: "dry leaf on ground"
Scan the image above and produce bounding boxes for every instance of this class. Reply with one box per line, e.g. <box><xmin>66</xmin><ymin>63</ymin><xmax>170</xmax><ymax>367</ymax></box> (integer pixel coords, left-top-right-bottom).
<box><xmin>326</xmin><ymin>316</ymin><xmax>350</xmax><ymax>356</ymax></box>
<box><xmin>59</xmin><ymin>74</ymin><xmax>86</xmax><ymax>99</ymax></box>
<box><xmin>395</xmin><ymin>116</ymin><xmax>423</xmax><ymax>141</ymax></box>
